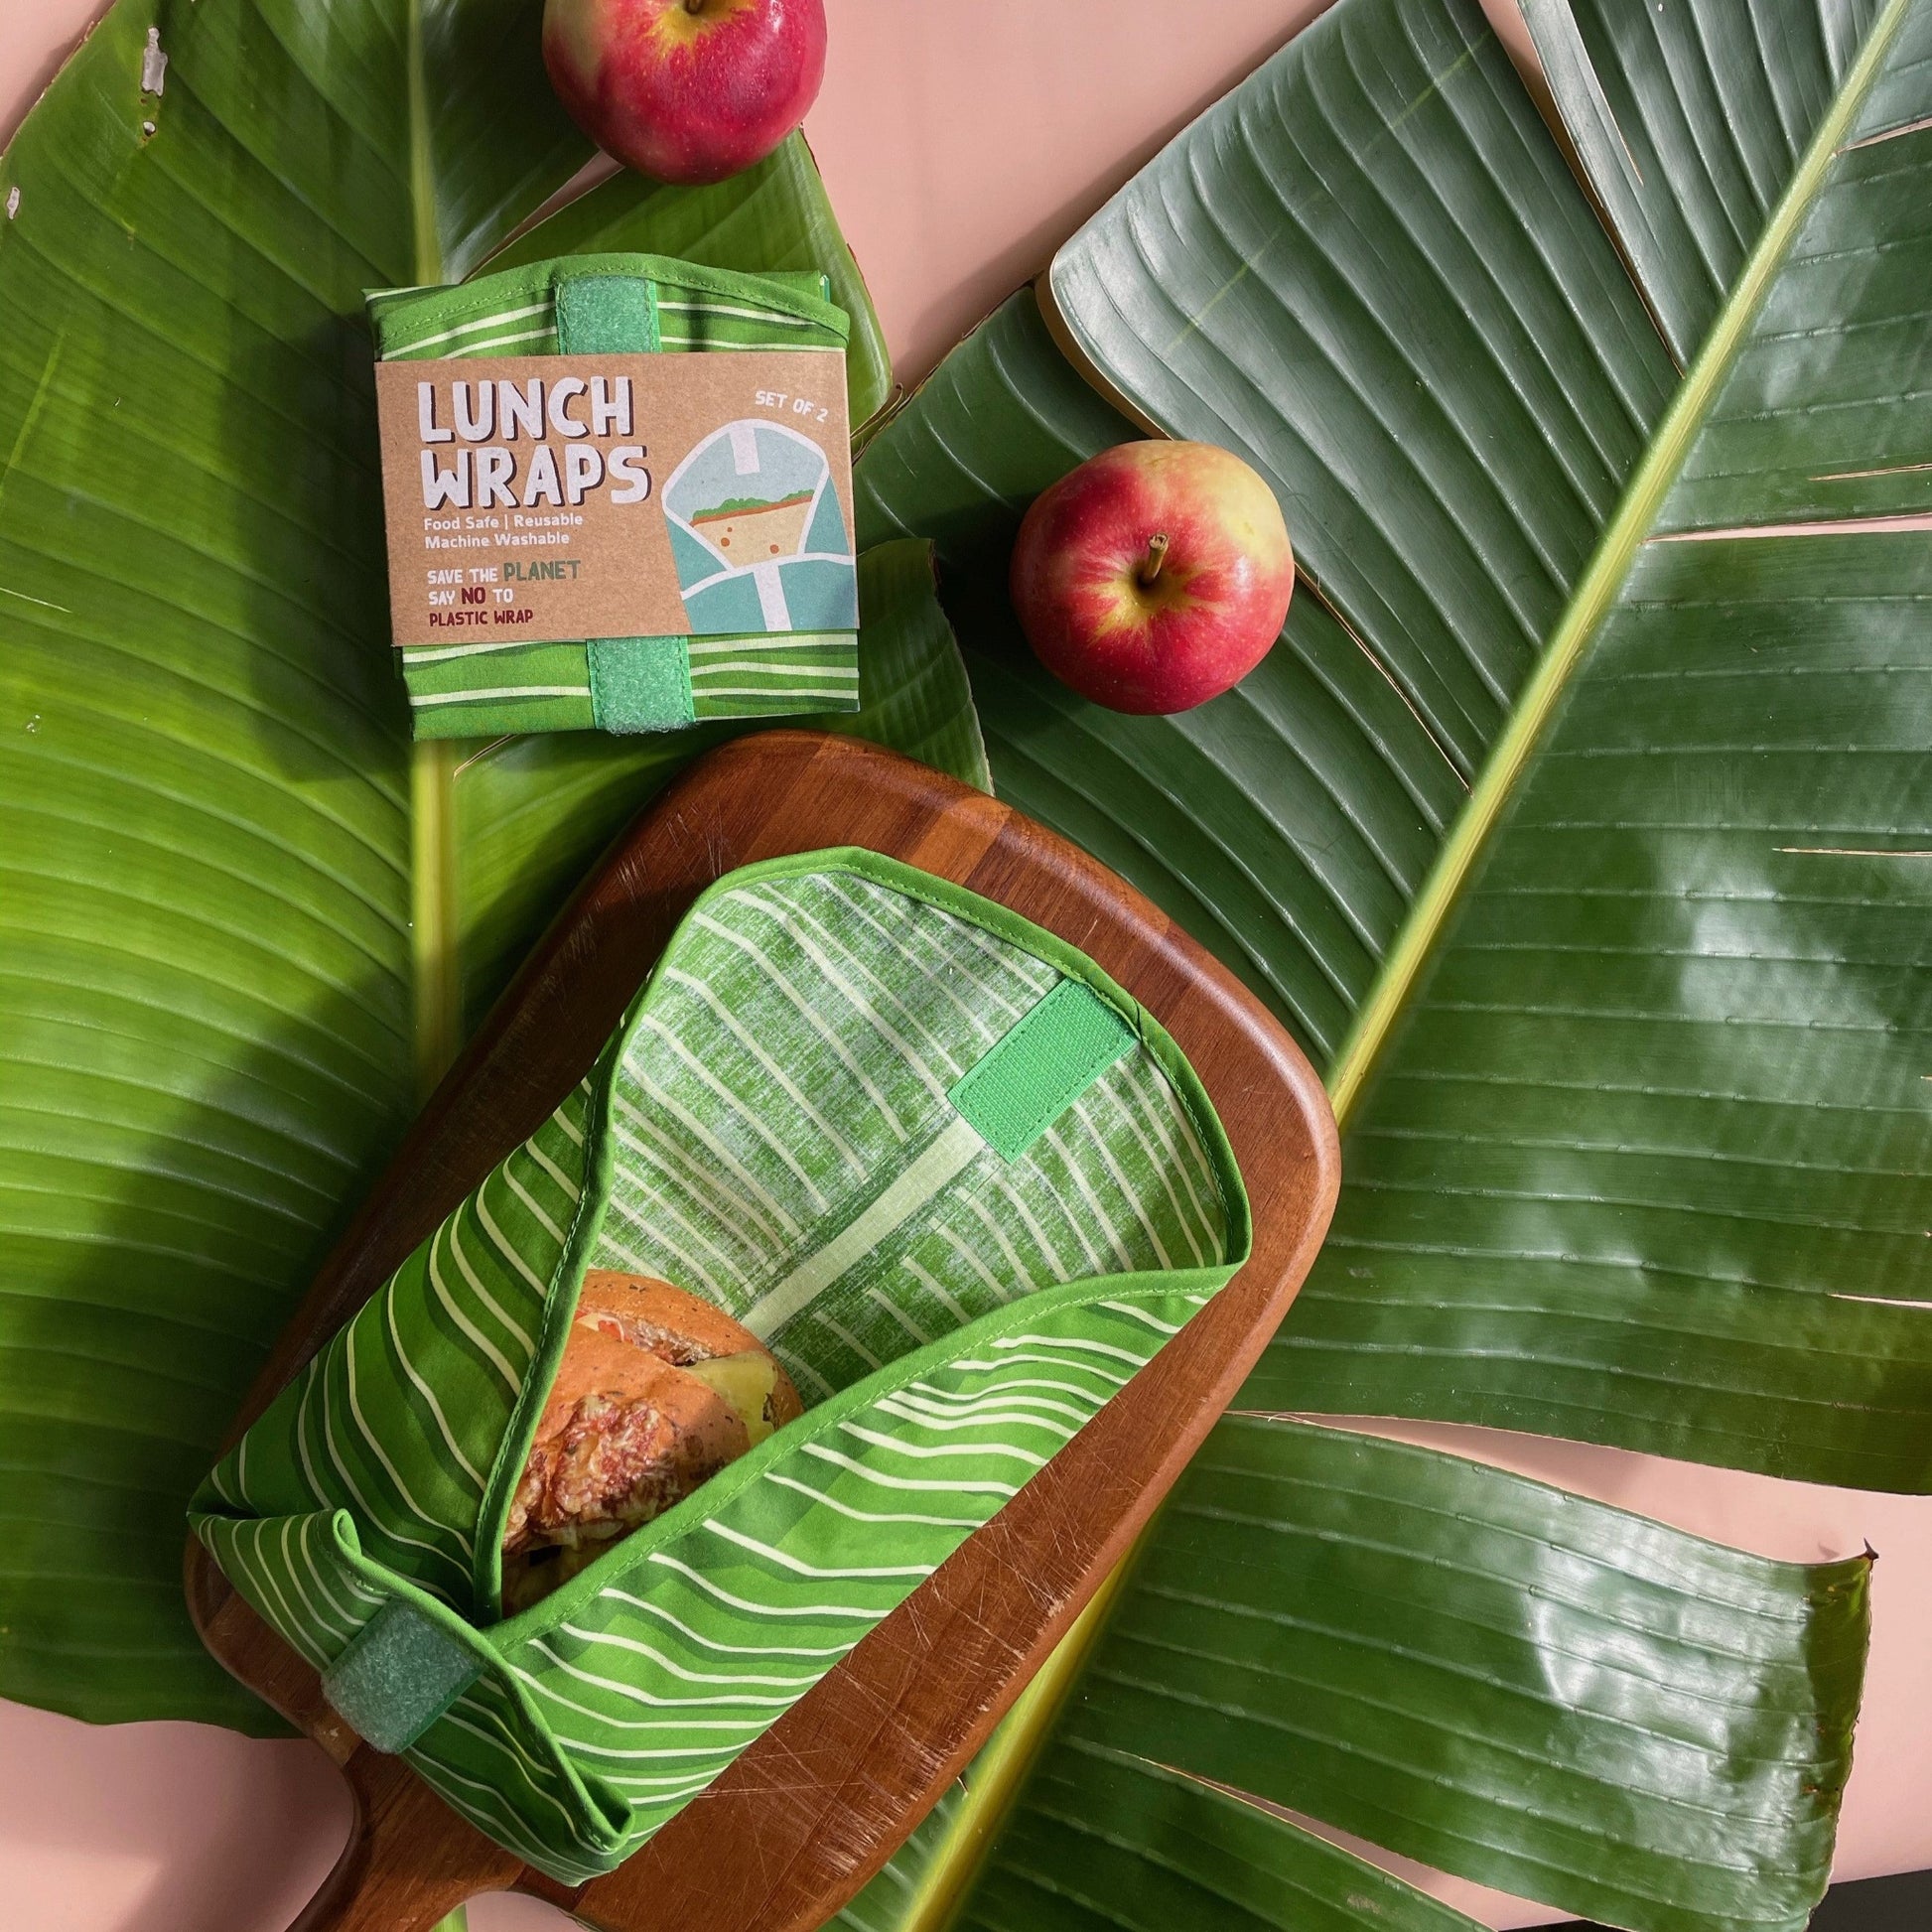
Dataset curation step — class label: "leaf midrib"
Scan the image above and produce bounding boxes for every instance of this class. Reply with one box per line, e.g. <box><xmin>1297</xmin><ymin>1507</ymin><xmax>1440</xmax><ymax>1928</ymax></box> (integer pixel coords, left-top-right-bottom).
<box><xmin>1322</xmin><ymin>0</ymin><xmax>1913</xmax><ymax>1130</ymax></box>
<box><xmin>890</xmin><ymin>2</ymin><xmax>1915</xmax><ymax>1925</ymax></box>
<box><xmin>404</xmin><ymin>0</ymin><xmax>461</xmax><ymax>1099</ymax></box>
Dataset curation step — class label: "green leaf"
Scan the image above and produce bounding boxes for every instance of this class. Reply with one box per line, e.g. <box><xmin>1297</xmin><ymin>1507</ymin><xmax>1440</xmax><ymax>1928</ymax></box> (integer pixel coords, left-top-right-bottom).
<box><xmin>1262</xmin><ymin>532</ymin><xmax>1932</xmax><ymax>1486</ymax></box>
<box><xmin>1027</xmin><ymin>1420</ymin><xmax>1869</xmax><ymax>1932</ymax></box>
<box><xmin>1045</xmin><ymin>0</ymin><xmax>1680</xmax><ymax>784</ymax></box>
<box><xmin>862</xmin><ymin>0</ymin><xmax>1932</xmax><ymax>1489</ymax></box>
<box><xmin>1247</xmin><ymin>0</ymin><xmax>1932</xmax><ymax>1486</ymax></box>
<box><xmin>856</xmin><ymin>294</ymin><xmax>1466</xmax><ymax>1071</ymax></box>
<box><xmin>855</xmin><ymin>1424</ymin><xmax>1868</xmax><ymax>1932</ymax></box>
<box><xmin>1517</xmin><ymin>0</ymin><xmax>1882</xmax><ymax>366</ymax></box>
<box><xmin>0</xmin><ymin>0</ymin><xmax>983</xmax><ymax>1727</ymax></box>
<box><xmin>833</xmin><ymin>1775</ymin><xmax>971</xmax><ymax>1932</ymax></box>
<box><xmin>854</xmin><ymin>290</ymin><xmax>1145</xmax><ymax>562</ymax></box>
<box><xmin>958</xmin><ymin>1744</ymin><xmax>1485</xmax><ymax>1932</ymax></box>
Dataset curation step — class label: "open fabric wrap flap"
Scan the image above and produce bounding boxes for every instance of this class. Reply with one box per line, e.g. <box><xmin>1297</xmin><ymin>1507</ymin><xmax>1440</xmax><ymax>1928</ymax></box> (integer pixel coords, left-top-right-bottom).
<box><xmin>190</xmin><ymin>850</ymin><xmax>1249</xmax><ymax>1883</ymax></box>
<box><xmin>367</xmin><ymin>252</ymin><xmax>860</xmax><ymax>740</ymax></box>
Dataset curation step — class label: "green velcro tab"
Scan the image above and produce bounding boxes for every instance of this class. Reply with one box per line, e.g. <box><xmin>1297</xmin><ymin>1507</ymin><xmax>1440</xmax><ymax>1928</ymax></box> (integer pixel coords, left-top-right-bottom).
<box><xmin>554</xmin><ymin>272</ymin><xmax>660</xmax><ymax>353</ymax></box>
<box><xmin>949</xmin><ymin>979</ymin><xmax>1138</xmax><ymax>1162</ymax></box>
<box><xmin>589</xmin><ymin>635</ymin><xmax>696</xmax><ymax>733</ymax></box>
<box><xmin>321</xmin><ymin>1599</ymin><xmax>483</xmax><ymax>1754</ymax></box>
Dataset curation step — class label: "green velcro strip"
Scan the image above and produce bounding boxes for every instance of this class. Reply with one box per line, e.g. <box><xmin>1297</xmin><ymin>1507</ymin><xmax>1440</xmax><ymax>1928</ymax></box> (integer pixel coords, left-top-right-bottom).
<box><xmin>589</xmin><ymin>635</ymin><xmax>696</xmax><ymax>733</ymax></box>
<box><xmin>554</xmin><ymin>272</ymin><xmax>660</xmax><ymax>353</ymax></box>
<box><xmin>321</xmin><ymin>1599</ymin><xmax>483</xmax><ymax>1754</ymax></box>
<box><xmin>949</xmin><ymin>979</ymin><xmax>1138</xmax><ymax>1162</ymax></box>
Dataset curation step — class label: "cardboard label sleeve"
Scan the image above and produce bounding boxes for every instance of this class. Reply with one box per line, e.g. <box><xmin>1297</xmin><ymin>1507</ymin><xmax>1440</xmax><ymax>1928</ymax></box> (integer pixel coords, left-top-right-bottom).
<box><xmin>374</xmin><ymin>349</ymin><xmax>857</xmax><ymax>653</ymax></box>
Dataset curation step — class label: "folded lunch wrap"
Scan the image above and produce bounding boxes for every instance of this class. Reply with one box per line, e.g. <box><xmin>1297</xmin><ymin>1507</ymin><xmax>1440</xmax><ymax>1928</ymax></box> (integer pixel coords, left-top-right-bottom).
<box><xmin>191</xmin><ymin>849</ymin><xmax>1249</xmax><ymax>1881</ymax></box>
<box><xmin>367</xmin><ymin>253</ymin><xmax>860</xmax><ymax>739</ymax></box>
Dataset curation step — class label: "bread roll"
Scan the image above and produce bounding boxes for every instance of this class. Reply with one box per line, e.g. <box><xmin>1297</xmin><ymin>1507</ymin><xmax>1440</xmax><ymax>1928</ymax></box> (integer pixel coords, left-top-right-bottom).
<box><xmin>501</xmin><ymin>1272</ymin><xmax>801</xmax><ymax>1611</ymax></box>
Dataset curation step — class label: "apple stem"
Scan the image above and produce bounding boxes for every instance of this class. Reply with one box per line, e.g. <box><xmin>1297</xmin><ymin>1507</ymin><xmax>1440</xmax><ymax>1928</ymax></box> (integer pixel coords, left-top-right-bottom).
<box><xmin>1137</xmin><ymin>532</ymin><xmax>1172</xmax><ymax>589</ymax></box>
<box><xmin>683</xmin><ymin>0</ymin><xmax>704</xmax><ymax>11</ymax></box>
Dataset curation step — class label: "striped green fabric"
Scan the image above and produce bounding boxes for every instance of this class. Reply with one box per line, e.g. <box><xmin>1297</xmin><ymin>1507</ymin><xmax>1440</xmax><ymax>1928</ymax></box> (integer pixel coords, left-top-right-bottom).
<box><xmin>368</xmin><ymin>253</ymin><xmax>860</xmax><ymax>739</ymax></box>
<box><xmin>192</xmin><ymin>851</ymin><xmax>1247</xmax><ymax>1880</ymax></box>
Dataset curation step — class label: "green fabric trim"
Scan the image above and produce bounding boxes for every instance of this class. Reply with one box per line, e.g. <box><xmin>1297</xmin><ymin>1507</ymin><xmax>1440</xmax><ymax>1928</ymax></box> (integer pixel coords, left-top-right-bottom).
<box><xmin>398</xmin><ymin>637</ymin><xmax>597</xmax><ymax>739</ymax></box>
<box><xmin>552</xmin><ymin>271</ymin><xmax>679</xmax><ymax>740</ymax></box>
<box><xmin>588</xmin><ymin>636</ymin><xmax>695</xmax><ymax>733</ymax></box>
<box><xmin>554</xmin><ymin>272</ymin><xmax>660</xmax><ymax>354</ymax></box>
<box><xmin>322</xmin><ymin>1599</ymin><xmax>483</xmax><ymax>1752</ymax></box>
<box><xmin>299</xmin><ymin>1513</ymin><xmax>632</xmax><ymax>1857</ymax></box>
<box><xmin>404</xmin><ymin>690</ymin><xmax>599</xmax><ymax>740</ymax></box>
<box><xmin>472</xmin><ymin>1037</ymin><xmax>621</xmax><ymax>1617</ymax></box>
<box><xmin>366</xmin><ymin>252</ymin><xmax>845</xmax><ymax>355</ymax></box>
<box><xmin>950</xmin><ymin>979</ymin><xmax>1137</xmax><ymax>1161</ymax></box>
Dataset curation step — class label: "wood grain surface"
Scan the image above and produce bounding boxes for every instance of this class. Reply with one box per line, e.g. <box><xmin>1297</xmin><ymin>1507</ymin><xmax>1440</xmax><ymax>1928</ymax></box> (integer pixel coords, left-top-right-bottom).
<box><xmin>184</xmin><ymin>731</ymin><xmax>1339</xmax><ymax>1932</ymax></box>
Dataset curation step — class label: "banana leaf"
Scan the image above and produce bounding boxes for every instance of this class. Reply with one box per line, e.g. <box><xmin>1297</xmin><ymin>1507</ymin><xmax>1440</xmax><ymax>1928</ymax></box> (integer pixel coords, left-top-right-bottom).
<box><xmin>0</xmin><ymin>0</ymin><xmax>983</xmax><ymax>1728</ymax></box>
<box><xmin>982</xmin><ymin>1421</ymin><xmax>1870</xmax><ymax>1932</ymax></box>
<box><xmin>831</xmin><ymin>1777</ymin><xmax>971</xmax><ymax>1932</ymax></box>
<box><xmin>959</xmin><ymin>1744</ymin><xmax>1487</xmax><ymax>1932</ymax></box>
<box><xmin>835</xmin><ymin>1420</ymin><xmax>1868</xmax><ymax>1932</ymax></box>
<box><xmin>845</xmin><ymin>0</ymin><xmax>1921</xmax><ymax>1922</ymax></box>
<box><xmin>860</xmin><ymin>0</ymin><xmax>1932</xmax><ymax>1493</ymax></box>
<box><xmin>1516</xmin><ymin>0</ymin><xmax>1881</xmax><ymax>367</ymax></box>
<box><xmin>836</xmin><ymin>1691</ymin><xmax>1492</xmax><ymax>1932</ymax></box>
<box><xmin>483</xmin><ymin>132</ymin><xmax>895</xmax><ymax>442</ymax></box>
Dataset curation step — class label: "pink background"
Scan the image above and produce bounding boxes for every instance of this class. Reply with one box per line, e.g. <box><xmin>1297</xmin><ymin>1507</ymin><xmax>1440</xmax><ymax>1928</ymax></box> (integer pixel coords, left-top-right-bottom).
<box><xmin>3</xmin><ymin>3</ymin><xmax>1927</xmax><ymax>1928</ymax></box>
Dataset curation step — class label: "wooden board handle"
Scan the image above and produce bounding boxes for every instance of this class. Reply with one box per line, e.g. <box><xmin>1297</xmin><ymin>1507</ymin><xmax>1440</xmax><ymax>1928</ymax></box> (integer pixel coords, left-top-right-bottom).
<box><xmin>288</xmin><ymin>1748</ymin><xmax>524</xmax><ymax>1931</ymax></box>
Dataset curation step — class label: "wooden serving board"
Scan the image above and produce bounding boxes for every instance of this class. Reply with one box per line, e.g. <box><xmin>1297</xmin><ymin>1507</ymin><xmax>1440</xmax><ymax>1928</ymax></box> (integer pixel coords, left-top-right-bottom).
<box><xmin>184</xmin><ymin>731</ymin><xmax>1339</xmax><ymax>1932</ymax></box>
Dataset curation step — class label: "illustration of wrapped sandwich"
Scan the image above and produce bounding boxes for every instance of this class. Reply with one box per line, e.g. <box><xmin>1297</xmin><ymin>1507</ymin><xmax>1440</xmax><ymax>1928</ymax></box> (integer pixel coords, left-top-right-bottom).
<box><xmin>663</xmin><ymin>418</ymin><xmax>858</xmax><ymax>635</ymax></box>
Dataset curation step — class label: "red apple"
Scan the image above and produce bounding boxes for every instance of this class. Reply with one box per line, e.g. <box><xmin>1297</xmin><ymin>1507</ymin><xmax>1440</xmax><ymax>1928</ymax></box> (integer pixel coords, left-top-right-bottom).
<box><xmin>543</xmin><ymin>0</ymin><xmax>827</xmax><ymax>187</ymax></box>
<box><xmin>1009</xmin><ymin>442</ymin><xmax>1294</xmax><ymax>715</ymax></box>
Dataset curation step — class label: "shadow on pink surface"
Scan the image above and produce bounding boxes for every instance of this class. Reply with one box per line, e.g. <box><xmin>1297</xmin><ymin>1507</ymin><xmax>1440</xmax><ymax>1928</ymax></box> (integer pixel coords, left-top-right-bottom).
<box><xmin>0</xmin><ymin>1695</ymin><xmax>583</xmax><ymax>1931</ymax></box>
<box><xmin>0</xmin><ymin>1701</ymin><xmax>345</xmax><ymax>1932</ymax></box>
